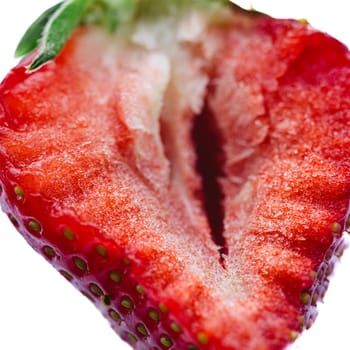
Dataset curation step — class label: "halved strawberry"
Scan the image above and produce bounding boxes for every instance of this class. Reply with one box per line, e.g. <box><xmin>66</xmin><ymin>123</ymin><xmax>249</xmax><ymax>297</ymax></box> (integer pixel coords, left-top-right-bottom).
<box><xmin>1</xmin><ymin>1</ymin><xmax>350</xmax><ymax>349</ymax></box>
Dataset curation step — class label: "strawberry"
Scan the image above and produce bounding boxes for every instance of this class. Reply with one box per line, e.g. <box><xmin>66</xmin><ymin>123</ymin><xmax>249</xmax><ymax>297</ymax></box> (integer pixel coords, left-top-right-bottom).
<box><xmin>1</xmin><ymin>1</ymin><xmax>350</xmax><ymax>349</ymax></box>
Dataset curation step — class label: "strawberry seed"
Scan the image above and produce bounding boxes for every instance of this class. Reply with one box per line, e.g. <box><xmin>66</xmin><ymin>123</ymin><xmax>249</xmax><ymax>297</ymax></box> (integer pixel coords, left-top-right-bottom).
<box><xmin>148</xmin><ymin>308</ymin><xmax>160</xmax><ymax>322</ymax></box>
<box><xmin>89</xmin><ymin>283</ymin><xmax>103</xmax><ymax>296</ymax></box>
<box><xmin>160</xmin><ymin>334</ymin><xmax>173</xmax><ymax>348</ymax></box>
<box><xmin>109</xmin><ymin>270</ymin><xmax>122</xmax><ymax>283</ymax></box>
<box><xmin>121</xmin><ymin>296</ymin><xmax>134</xmax><ymax>310</ymax></box>
<box><xmin>170</xmin><ymin>322</ymin><xmax>182</xmax><ymax>333</ymax></box>
<box><xmin>73</xmin><ymin>257</ymin><xmax>87</xmax><ymax>271</ymax></box>
<box><xmin>28</xmin><ymin>219</ymin><xmax>42</xmax><ymax>233</ymax></box>
<box><xmin>109</xmin><ymin>309</ymin><xmax>121</xmax><ymax>322</ymax></box>
<box><xmin>136</xmin><ymin>323</ymin><xmax>148</xmax><ymax>337</ymax></box>
<box><xmin>159</xmin><ymin>303</ymin><xmax>168</xmax><ymax>313</ymax></box>
<box><xmin>127</xmin><ymin>332</ymin><xmax>137</xmax><ymax>343</ymax></box>
<box><xmin>63</xmin><ymin>227</ymin><xmax>75</xmax><ymax>240</ymax></box>
<box><xmin>8</xmin><ymin>213</ymin><xmax>18</xmax><ymax>226</ymax></box>
<box><xmin>43</xmin><ymin>245</ymin><xmax>56</xmax><ymax>258</ymax></box>
<box><xmin>95</xmin><ymin>244</ymin><xmax>108</xmax><ymax>257</ymax></box>
<box><xmin>197</xmin><ymin>332</ymin><xmax>209</xmax><ymax>345</ymax></box>
<box><xmin>14</xmin><ymin>185</ymin><xmax>24</xmax><ymax>199</ymax></box>
<box><xmin>188</xmin><ymin>344</ymin><xmax>200</xmax><ymax>350</ymax></box>
<box><xmin>136</xmin><ymin>284</ymin><xmax>146</xmax><ymax>295</ymax></box>
<box><xmin>60</xmin><ymin>270</ymin><xmax>73</xmax><ymax>281</ymax></box>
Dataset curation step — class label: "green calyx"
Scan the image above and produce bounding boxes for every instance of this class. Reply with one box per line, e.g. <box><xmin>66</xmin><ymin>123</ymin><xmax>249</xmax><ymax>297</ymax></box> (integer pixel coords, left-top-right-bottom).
<box><xmin>17</xmin><ymin>0</ymin><xmax>93</xmax><ymax>71</ymax></box>
<box><xmin>15</xmin><ymin>2</ymin><xmax>62</xmax><ymax>59</ymax></box>
<box><xmin>15</xmin><ymin>0</ymin><xmax>233</xmax><ymax>71</ymax></box>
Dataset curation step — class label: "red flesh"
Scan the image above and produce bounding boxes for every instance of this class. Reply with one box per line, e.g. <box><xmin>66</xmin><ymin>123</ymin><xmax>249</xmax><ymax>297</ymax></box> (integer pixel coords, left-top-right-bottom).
<box><xmin>1</xmin><ymin>9</ymin><xmax>350</xmax><ymax>350</ymax></box>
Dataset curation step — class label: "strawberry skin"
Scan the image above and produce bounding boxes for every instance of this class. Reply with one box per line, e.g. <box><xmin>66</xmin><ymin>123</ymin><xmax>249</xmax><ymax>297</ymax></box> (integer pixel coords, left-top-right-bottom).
<box><xmin>1</xmin><ymin>3</ymin><xmax>350</xmax><ymax>350</ymax></box>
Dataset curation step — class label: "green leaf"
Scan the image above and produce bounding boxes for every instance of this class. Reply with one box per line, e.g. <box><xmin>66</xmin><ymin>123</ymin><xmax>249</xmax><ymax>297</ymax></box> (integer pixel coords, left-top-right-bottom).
<box><xmin>16</xmin><ymin>0</ymin><xmax>236</xmax><ymax>72</ymax></box>
<box><xmin>82</xmin><ymin>0</ymin><xmax>138</xmax><ymax>32</ymax></box>
<box><xmin>29</xmin><ymin>0</ymin><xmax>93</xmax><ymax>71</ymax></box>
<box><xmin>15</xmin><ymin>2</ymin><xmax>63</xmax><ymax>58</ymax></box>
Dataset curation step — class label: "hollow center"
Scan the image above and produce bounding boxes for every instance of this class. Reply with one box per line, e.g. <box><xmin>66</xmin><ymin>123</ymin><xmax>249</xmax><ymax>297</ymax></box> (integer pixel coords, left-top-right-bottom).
<box><xmin>192</xmin><ymin>102</ymin><xmax>227</xmax><ymax>260</ymax></box>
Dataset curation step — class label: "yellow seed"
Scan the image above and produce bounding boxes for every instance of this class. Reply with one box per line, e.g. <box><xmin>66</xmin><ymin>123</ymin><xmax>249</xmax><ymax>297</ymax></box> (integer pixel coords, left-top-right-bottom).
<box><xmin>170</xmin><ymin>322</ymin><xmax>182</xmax><ymax>333</ymax></box>
<box><xmin>298</xmin><ymin>18</ymin><xmax>309</xmax><ymax>24</ymax></box>
<box><xmin>14</xmin><ymin>185</ymin><xmax>24</xmax><ymax>199</ymax></box>
<box><xmin>290</xmin><ymin>330</ymin><xmax>298</xmax><ymax>341</ymax></box>
<box><xmin>300</xmin><ymin>292</ymin><xmax>309</xmax><ymax>305</ymax></box>
<box><xmin>109</xmin><ymin>270</ymin><xmax>122</xmax><ymax>283</ymax></box>
<box><xmin>297</xmin><ymin>315</ymin><xmax>305</xmax><ymax>328</ymax></box>
<box><xmin>60</xmin><ymin>270</ymin><xmax>73</xmax><ymax>281</ymax></box>
<box><xmin>63</xmin><ymin>228</ymin><xmax>75</xmax><ymax>240</ymax></box>
<box><xmin>74</xmin><ymin>257</ymin><xmax>87</xmax><ymax>271</ymax></box>
<box><xmin>121</xmin><ymin>296</ymin><xmax>134</xmax><ymax>310</ymax></box>
<box><xmin>95</xmin><ymin>244</ymin><xmax>108</xmax><ymax>257</ymax></box>
<box><xmin>28</xmin><ymin>220</ymin><xmax>41</xmax><ymax>232</ymax></box>
<box><xmin>136</xmin><ymin>285</ymin><xmax>146</xmax><ymax>295</ymax></box>
<box><xmin>148</xmin><ymin>308</ymin><xmax>160</xmax><ymax>322</ymax></box>
<box><xmin>127</xmin><ymin>332</ymin><xmax>137</xmax><ymax>343</ymax></box>
<box><xmin>89</xmin><ymin>283</ymin><xmax>103</xmax><ymax>296</ymax></box>
<box><xmin>8</xmin><ymin>214</ymin><xmax>18</xmax><ymax>226</ymax></box>
<box><xmin>159</xmin><ymin>303</ymin><xmax>168</xmax><ymax>313</ymax></box>
<box><xmin>330</xmin><ymin>222</ymin><xmax>342</xmax><ymax>235</ymax></box>
<box><xmin>109</xmin><ymin>309</ymin><xmax>121</xmax><ymax>321</ymax></box>
<box><xmin>197</xmin><ymin>332</ymin><xmax>209</xmax><ymax>345</ymax></box>
<box><xmin>43</xmin><ymin>246</ymin><xmax>56</xmax><ymax>257</ymax></box>
<box><xmin>160</xmin><ymin>334</ymin><xmax>173</xmax><ymax>348</ymax></box>
<box><xmin>136</xmin><ymin>323</ymin><xmax>148</xmax><ymax>337</ymax></box>
<box><xmin>309</xmin><ymin>270</ymin><xmax>316</xmax><ymax>279</ymax></box>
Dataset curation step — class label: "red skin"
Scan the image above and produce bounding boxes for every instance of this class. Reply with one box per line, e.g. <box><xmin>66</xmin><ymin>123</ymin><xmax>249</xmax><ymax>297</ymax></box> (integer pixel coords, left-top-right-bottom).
<box><xmin>1</xmin><ymin>9</ymin><xmax>350</xmax><ymax>350</ymax></box>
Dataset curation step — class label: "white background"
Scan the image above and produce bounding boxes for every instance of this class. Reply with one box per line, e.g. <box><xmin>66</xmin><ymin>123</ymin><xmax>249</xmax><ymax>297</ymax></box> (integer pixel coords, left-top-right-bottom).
<box><xmin>0</xmin><ymin>1</ymin><xmax>350</xmax><ymax>349</ymax></box>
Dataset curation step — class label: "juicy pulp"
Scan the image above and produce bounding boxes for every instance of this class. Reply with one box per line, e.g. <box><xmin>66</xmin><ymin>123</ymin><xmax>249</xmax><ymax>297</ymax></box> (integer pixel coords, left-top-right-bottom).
<box><xmin>0</xmin><ymin>6</ymin><xmax>350</xmax><ymax>350</ymax></box>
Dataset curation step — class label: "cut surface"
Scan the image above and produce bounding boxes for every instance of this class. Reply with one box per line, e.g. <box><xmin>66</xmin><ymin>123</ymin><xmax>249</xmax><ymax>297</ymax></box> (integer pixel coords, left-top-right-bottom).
<box><xmin>1</xmin><ymin>6</ymin><xmax>350</xmax><ymax>350</ymax></box>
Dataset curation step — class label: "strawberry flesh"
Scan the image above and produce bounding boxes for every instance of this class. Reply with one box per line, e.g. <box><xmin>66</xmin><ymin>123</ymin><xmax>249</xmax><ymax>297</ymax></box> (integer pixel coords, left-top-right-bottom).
<box><xmin>1</xmin><ymin>7</ymin><xmax>350</xmax><ymax>350</ymax></box>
